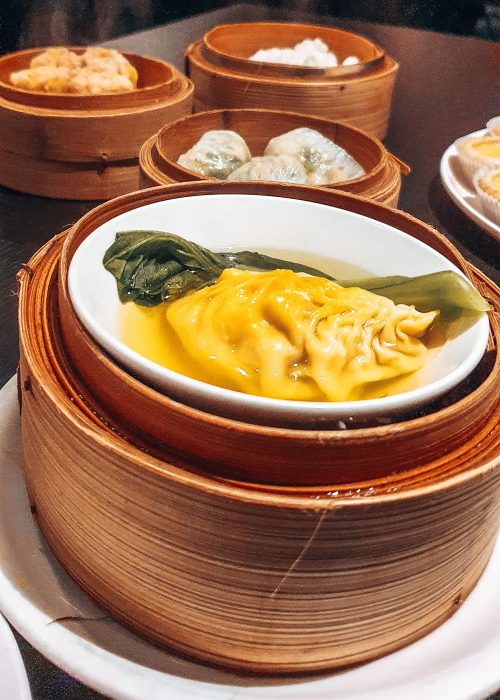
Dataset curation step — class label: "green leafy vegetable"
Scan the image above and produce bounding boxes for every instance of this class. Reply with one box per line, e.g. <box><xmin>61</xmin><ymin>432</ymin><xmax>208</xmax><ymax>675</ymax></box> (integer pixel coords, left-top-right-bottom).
<box><xmin>338</xmin><ymin>272</ymin><xmax>490</xmax><ymax>316</ymax></box>
<box><xmin>103</xmin><ymin>230</ymin><xmax>334</xmax><ymax>306</ymax></box>
<box><xmin>103</xmin><ymin>230</ymin><xmax>490</xmax><ymax>314</ymax></box>
<box><xmin>356</xmin><ymin>271</ymin><xmax>490</xmax><ymax>314</ymax></box>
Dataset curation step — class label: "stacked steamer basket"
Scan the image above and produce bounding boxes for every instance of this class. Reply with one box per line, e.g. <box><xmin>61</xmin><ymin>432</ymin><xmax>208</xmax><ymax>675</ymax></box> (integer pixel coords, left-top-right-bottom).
<box><xmin>185</xmin><ymin>23</ymin><xmax>398</xmax><ymax>139</ymax></box>
<box><xmin>18</xmin><ymin>182</ymin><xmax>499</xmax><ymax>673</ymax></box>
<box><xmin>139</xmin><ymin>108</ymin><xmax>409</xmax><ymax>207</ymax></box>
<box><xmin>0</xmin><ymin>47</ymin><xmax>193</xmax><ymax>200</ymax></box>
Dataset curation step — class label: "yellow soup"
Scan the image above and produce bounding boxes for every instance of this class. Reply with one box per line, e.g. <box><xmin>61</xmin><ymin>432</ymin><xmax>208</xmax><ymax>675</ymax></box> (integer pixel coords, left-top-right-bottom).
<box><xmin>121</xmin><ymin>269</ymin><xmax>438</xmax><ymax>402</ymax></box>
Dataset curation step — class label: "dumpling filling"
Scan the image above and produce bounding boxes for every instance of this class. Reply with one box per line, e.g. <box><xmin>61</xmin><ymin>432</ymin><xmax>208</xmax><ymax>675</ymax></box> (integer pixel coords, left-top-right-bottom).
<box><xmin>163</xmin><ymin>269</ymin><xmax>438</xmax><ymax>401</ymax></box>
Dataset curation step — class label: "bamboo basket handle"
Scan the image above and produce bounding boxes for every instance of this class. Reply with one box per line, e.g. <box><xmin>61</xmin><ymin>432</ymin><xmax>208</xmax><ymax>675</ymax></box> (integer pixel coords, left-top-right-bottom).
<box><xmin>467</xmin><ymin>262</ymin><xmax>499</xmax><ymax>352</ymax></box>
<box><xmin>16</xmin><ymin>228</ymin><xmax>69</xmax><ymax>292</ymax></box>
<box><xmin>388</xmin><ymin>152</ymin><xmax>410</xmax><ymax>176</ymax></box>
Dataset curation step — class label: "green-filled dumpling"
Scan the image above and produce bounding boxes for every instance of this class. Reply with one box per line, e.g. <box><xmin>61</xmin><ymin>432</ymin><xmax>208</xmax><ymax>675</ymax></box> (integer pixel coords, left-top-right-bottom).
<box><xmin>177</xmin><ymin>130</ymin><xmax>251</xmax><ymax>180</ymax></box>
<box><xmin>264</xmin><ymin>127</ymin><xmax>364</xmax><ymax>185</ymax></box>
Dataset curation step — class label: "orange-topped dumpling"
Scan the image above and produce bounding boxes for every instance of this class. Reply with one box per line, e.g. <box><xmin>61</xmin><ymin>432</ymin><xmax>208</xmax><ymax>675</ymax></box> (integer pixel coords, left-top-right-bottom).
<box><xmin>30</xmin><ymin>47</ymin><xmax>80</xmax><ymax>70</ymax></box>
<box><xmin>78</xmin><ymin>47</ymin><xmax>138</xmax><ymax>89</ymax></box>
<box><xmin>9</xmin><ymin>47</ymin><xmax>138</xmax><ymax>95</ymax></box>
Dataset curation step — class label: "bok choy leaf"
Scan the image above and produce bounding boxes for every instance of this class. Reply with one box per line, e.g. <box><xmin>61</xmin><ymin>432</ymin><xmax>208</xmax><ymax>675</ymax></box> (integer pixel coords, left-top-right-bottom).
<box><xmin>103</xmin><ymin>230</ymin><xmax>490</xmax><ymax>314</ymax></box>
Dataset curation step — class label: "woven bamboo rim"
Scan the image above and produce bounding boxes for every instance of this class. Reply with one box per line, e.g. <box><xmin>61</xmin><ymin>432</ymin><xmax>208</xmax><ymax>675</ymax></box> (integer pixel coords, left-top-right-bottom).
<box><xmin>50</xmin><ymin>181</ymin><xmax>499</xmax><ymax>487</ymax></box>
<box><xmin>186</xmin><ymin>39</ymin><xmax>398</xmax><ymax>140</ymax></box>
<box><xmin>139</xmin><ymin>134</ymin><xmax>170</xmax><ymax>188</ymax></box>
<box><xmin>139</xmin><ymin>108</ymin><xmax>408</xmax><ymax>206</ymax></box>
<box><xmin>201</xmin><ymin>22</ymin><xmax>385</xmax><ymax>79</ymax></box>
<box><xmin>139</xmin><ymin>137</ymin><xmax>403</xmax><ymax>207</ymax></box>
<box><xmin>17</xmin><ymin>221</ymin><xmax>500</xmax><ymax>672</ymax></box>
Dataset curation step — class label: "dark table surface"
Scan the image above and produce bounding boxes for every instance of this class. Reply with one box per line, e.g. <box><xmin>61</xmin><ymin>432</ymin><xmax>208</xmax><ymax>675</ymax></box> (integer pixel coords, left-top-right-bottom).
<box><xmin>0</xmin><ymin>4</ymin><xmax>499</xmax><ymax>699</ymax></box>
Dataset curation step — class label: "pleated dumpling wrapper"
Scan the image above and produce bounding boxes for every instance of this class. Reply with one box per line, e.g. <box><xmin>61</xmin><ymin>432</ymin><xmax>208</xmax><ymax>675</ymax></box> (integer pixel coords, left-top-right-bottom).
<box><xmin>177</xmin><ymin>130</ymin><xmax>251</xmax><ymax>179</ymax></box>
<box><xmin>165</xmin><ymin>269</ymin><xmax>438</xmax><ymax>402</ymax></box>
<box><xmin>227</xmin><ymin>154</ymin><xmax>308</xmax><ymax>183</ymax></box>
<box><xmin>264</xmin><ymin>127</ymin><xmax>365</xmax><ymax>185</ymax></box>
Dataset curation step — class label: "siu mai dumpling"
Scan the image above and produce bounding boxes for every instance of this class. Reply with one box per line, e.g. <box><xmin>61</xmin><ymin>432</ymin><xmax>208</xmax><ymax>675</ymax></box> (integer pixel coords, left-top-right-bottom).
<box><xmin>227</xmin><ymin>155</ymin><xmax>308</xmax><ymax>183</ymax></box>
<box><xmin>165</xmin><ymin>269</ymin><xmax>438</xmax><ymax>402</ymax></box>
<box><xmin>264</xmin><ymin>127</ymin><xmax>365</xmax><ymax>185</ymax></box>
<box><xmin>177</xmin><ymin>130</ymin><xmax>251</xmax><ymax>180</ymax></box>
<box><xmin>10</xmin><ymin>46</ymin><xmax>138</xmax><ymax>94</ymax></box>
<box><xmin>249</xmin><ymin>38</ymin><xmax>340</xmax><ymax>68</ymax></box>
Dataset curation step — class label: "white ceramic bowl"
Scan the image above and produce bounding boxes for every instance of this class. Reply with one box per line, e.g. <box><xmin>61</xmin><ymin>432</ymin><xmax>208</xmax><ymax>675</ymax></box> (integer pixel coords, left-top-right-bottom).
<box><xmin>68</xmin><ymin>193</ymin><xmax>489</xmax><ymax>425</ymax></box>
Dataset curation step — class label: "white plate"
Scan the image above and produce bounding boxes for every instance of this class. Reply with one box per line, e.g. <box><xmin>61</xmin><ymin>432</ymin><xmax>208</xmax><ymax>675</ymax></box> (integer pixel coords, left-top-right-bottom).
<box><xmin>0</xmin><ymin>376</ymin><xmax>499</xmax><ymax>700</ymax></box>
<box><xmin>68</xmin><ymin>193</ymin><xmax>489</xmax><ymax>426</ymax></box>
<box><xmin>440</xmin><ymin>128</ymin><xmax>500</xmax><ymax>242</ymax></box>
<box><xmin>0</xmin><ymin>613</ymin><xmax>31</xmax><ymax>700</ymax></box>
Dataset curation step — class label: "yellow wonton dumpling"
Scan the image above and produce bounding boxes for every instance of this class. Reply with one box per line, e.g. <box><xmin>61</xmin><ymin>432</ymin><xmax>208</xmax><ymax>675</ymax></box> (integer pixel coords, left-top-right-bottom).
<box><xmin>165</xmin><ymin>269</ymin><xmax>438</xmax><ymax>402</ymax></box>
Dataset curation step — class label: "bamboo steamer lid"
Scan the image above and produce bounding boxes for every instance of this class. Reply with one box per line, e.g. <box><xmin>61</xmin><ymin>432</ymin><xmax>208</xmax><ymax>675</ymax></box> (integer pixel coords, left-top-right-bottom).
<box><xmin>0</xmin><ymin>47</ymin><xmax>193</xmax><ymax>199</ymax></box>
<box><xmin>185</xmin><ymin>23</ymin><xmax>399</xmax><ymax>140</ymax></box>
<box><xmin>54</xmin><ymin>181</ymin><xmax>499</xmax><ymax>487</ymax></box>
<box><xmin>138</xmin><ymin>108</ymin><xmax>408</xmax><ymax>207</ymax></box>
<box><xmin>17</xmin><ymin>201</ymin><xmax>500</xmax><ymax>671</ymax></box>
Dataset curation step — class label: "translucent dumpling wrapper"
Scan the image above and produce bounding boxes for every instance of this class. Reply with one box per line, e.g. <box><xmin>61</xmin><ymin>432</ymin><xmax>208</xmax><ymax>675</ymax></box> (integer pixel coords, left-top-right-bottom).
<box><xmin>264</xmin><ymin>127</ymin><xmax>365</xmax><ymax>185</ymax></box>
<box><xmin>227</xmin><ymin>154</ymin><xmax>308</xmax><ymax>183</ymax></box>
<box><xmin>165</xmin><ymin>269</ymin><xmax>438</xmax><ymax>402</ymax></box>
<box><xmin>177</xmin><ymin>130</ymin><xmax>251</xmax><ymax>180</ymax></box>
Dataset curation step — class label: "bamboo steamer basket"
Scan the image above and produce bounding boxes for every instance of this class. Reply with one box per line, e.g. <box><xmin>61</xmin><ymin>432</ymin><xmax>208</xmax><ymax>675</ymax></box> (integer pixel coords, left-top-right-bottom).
<box><xmin>185</xmin><ymin>23</ymin><xmax>399</xmax><ymax>140</ymax></box>
<box><xmin>52</xmin><ymin>182</ymin><xmax>499</xmax><ymax>490</ymax></box>
<box><xmin>0</xmin><ymin>47</ymin><xmax>193</xmax><ymax>200</ymax></box>
<box><xmin>138</xmin><ymin>109</ymin><xmax>408</xmax><ymax>207</ymax></box>
<box><xmin>17</xmin><ymin>190</ymin><xmax>500</xmax><ymax>671</ymax></box>
<box><xmin>52</xmin><ymin>181</ymin><xmax>500</xmax><ymax>486</ymax></box>
<box><xmin>202</xmin><ymin>22</ymin><xmax>385</xmax><ymax>78</ymax></box>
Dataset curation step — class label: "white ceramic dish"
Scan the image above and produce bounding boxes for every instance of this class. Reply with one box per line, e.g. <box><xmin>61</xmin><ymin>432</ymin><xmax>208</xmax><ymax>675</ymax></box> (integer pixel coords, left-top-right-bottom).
<box><xmin>1</xmin><ymin>376</ymin><xmax>500</xmax><ymax>700</ymax></box>
<box><xmin>440</xmin><ymin>128</ymin><xmax>500</xmax><ymax>242</ymax></box>
<box><xmin>0</xmin><ymin>613</ymin><xmax>31</xmax><ymax>700</ymax></box>
<box><xmin>68</xmin><ymin>193</ymin><xmax>489</xmax><ymax>424</ymax></box>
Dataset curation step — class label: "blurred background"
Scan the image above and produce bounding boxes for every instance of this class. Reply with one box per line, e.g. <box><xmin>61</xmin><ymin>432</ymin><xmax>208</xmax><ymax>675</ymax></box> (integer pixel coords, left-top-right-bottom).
<box><xmin>0</xmin><ymin>0</ymin><xmax>499</xmax><ymax>53</ymax></box>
